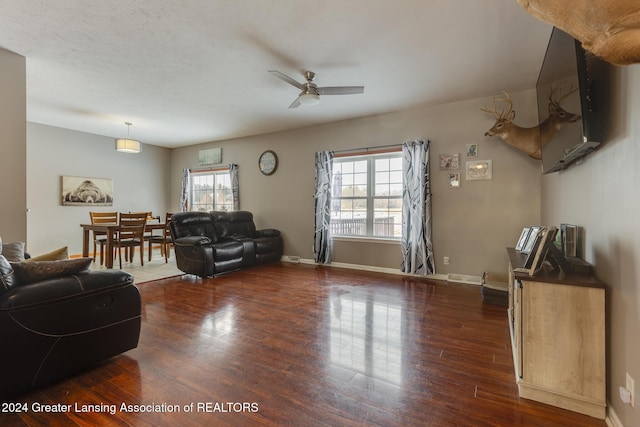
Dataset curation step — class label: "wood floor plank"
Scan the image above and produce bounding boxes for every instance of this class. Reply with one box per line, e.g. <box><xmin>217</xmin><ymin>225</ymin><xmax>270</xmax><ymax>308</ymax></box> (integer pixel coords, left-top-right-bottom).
<box><xmin>1</xmin><ymin>263</ymin><xmax>607</xmax><ymax>426</ymax></box>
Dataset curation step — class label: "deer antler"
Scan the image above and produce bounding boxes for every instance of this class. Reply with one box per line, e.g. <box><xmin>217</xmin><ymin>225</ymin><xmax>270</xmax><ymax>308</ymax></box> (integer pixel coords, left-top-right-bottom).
<box><xmin>481</xmin><ymin>91</ymin><xmax>514</xmax><ymax>120</ymax></box>
<box><xmin>548</xmin><ymin>81</ymin><xmax>578</xmax><ymax>107</ymax></box>
<box><xmin>481</xmin><ymin>98</ymin><xmax>501</xmax><ymax>119</ymax></box>
<box><xmin>481</xmin><ymin>86</ymin><xmax>581</xmax><ymax>160</ymax></box>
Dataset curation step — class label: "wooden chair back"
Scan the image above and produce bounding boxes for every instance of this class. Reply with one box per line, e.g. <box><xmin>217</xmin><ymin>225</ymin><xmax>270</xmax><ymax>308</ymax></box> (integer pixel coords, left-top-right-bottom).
<box><xmin>117</xmin><ymin>217</ymin><xmax>147</xmax><ymax>241</ymax></box>
<box><xmin>90</xmin><ymin>211</ymin><xmax>118</xmax><ymax>224</ymax></box>
<box><xmin>163</xmin><ymin>213</ymin><xmax>173</xmax><ymax>239</ymax></box>
<box><xmin>147</xmin><ymin>212</ymin><xmax>173</xmax><ymax>262</ymax></box>
<box><xmin>115</xmin><ymin>213</ymin><xmax>148</xmax><ymax>268</ymax></box>
<box><xmin>123</xmin><ymin>212</ymin><xmax>152</xmax><ymax>220</ymax></box>
<box><xmin>89</xmin><ymin>212</ymin><xmax>118</xmax><ymax>264</ymax></box>
<box><xmin>119</xmin><ymin>213</ymin><xmax>148</xmax><ymax>239</ymax></box>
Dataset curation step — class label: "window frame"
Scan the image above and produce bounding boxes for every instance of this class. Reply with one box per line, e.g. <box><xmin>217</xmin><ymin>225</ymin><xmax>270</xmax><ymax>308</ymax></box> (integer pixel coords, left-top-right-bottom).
<box><xmin>189</xmin><ymin>169</ymin><xmax>234</xmax><ymax>212</ymax></box>
<box><xmin>331</xmin><ymin>151</ymin><xmax>403</xmax><ymax>240</ymax></box>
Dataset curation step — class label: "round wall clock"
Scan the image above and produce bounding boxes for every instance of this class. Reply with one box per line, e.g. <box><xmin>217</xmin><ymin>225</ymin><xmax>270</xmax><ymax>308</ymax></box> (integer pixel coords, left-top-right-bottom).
<box><xmin>258</xmin><ymin>150</ymin><xmax>278</xmax><ymax>175</ymax></box>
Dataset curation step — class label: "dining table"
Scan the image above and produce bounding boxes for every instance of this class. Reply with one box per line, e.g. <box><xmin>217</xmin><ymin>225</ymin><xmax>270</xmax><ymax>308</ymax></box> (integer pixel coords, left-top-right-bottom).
<box><xmin>80</xmin><ymin>222</ymin><xmax>167</xmax><ymax>269</ymax></box>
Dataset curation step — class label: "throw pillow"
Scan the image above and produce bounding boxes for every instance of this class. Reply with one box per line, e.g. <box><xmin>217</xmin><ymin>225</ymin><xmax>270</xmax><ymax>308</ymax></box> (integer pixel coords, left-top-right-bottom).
<box><xmin>10</xmin><ymin>258</ymin><xmax>93</xmax><ymax>285</ymax></box>
<box><xmin>0</xmin><ymin>254</ymin><xmax>18</xmax><ymax>292</ymax></box>
<box><xmin>1</xmin><ymin>241</ymin><xmax>25</xmax><ymax>262</ymax></box>
<box><xmin>25</xmin><ymin>246</ymin><xmax>69</xmax><ymax>262</ymax></box>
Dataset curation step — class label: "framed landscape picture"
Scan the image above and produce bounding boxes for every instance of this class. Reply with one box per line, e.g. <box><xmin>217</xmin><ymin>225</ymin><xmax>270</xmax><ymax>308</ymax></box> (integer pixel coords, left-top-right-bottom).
<box><xmin>466</xmin><ymin>160</ymin><xmax>492</xmax><ymax>180</ymax></box>
<box><xmin>198</xmin><ymin>147</ymin><xmax>222</xmax><ymax>165</ymax></box>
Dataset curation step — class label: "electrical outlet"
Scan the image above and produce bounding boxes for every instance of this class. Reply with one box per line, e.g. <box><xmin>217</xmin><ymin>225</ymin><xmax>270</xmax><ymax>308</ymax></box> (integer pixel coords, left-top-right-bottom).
<box><xmin>627</xmin><ymin>373</ymin><xmax>635</xmax><ymax>407</ymax></box>
<box><xmin>443</xmin><ymin>256</ymin><xmax>450</xmax><ymax>265</ymax></box>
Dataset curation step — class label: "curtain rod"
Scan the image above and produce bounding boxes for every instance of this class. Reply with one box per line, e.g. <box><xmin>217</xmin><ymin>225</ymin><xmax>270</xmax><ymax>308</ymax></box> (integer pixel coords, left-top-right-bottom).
<box><xmin>189</xmin><ymin>165</ymin><xmax>228</xmax><ymax>173</ymax></box>
<box><xmin>331</xmin><ymin>143</ymin><xmax>404</xmax><ymax>155</ymax></box>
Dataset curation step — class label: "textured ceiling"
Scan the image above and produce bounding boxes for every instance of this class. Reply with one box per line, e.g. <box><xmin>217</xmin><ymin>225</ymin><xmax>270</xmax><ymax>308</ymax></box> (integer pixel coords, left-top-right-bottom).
<box><xmin>0</xmin><ymin>0</ymin><xmax>552</xmax><ymax>148</ymax></box>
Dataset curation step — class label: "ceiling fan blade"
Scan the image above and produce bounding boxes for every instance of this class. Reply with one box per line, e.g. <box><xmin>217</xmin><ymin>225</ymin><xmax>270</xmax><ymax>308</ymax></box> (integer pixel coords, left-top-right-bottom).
<box><xmin>269</xmin><ymin>70</ymin><xmax>305</xmax><ymax>90</ymax></box>
<box><xmin>288</xmin><ymin>97</ymin><xmax>302</xmax><ymax>109</ymax></box>
<box><xmin>317</xmin><ymin>86</ymin><xmax>364</xmax><ymax>95</ymax></box>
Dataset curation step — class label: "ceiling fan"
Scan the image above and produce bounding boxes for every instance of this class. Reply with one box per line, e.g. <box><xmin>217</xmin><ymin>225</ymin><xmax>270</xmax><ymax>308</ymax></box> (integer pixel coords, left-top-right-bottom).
<box><xmin>268</xmin><ymin>70</ymin><xmax>364</xmax><ymax>108</ymax></box>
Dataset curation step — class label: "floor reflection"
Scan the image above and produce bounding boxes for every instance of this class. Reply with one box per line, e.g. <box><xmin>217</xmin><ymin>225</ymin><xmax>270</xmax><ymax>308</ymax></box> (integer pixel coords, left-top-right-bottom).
<box><xmin>200</xmin><ymin>304</ymin><xmax>236</xmax><ymax>339</ymax></box>
<box><xmin>329</xmin><ymin>287</ymin><xmax>404</xmax><ymax>386</ymax></box>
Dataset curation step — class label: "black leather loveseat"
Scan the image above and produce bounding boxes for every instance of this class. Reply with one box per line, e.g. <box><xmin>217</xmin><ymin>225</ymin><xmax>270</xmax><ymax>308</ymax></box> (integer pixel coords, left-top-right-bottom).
<box><xmin>0</xmin><ymin>244</ymin><xmax>141</xmax><ymax>397</ymax></box>
<box><xmin>170</xmin><ymin>210</ymin><xmax>283</xmax><ymax>278</ymax></box>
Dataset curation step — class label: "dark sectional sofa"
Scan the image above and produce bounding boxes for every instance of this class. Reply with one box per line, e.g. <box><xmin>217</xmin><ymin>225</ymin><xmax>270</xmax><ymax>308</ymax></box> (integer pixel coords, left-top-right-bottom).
<box><xmin>0</xmin><ymin>239</ymin><xmax>141</xmax><ymax>397</ymax></box>
<box><xmin>169</xmin><ymin>210</ymin><xmax>283</xmax><ymax>278</ymax></box>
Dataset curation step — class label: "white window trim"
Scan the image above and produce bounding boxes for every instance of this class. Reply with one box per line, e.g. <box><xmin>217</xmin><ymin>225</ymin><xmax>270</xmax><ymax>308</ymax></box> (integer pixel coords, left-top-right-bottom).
<box><xmin>332</xmin><ymin>236</ymin><xmax>401</xmax><ymax>245</ymax></box>
<box><xmin>190</xmin><ymin>169</ymin><xmax>233</xmax><ymax>212</ymax></box>
<box><xmin>331</xmin><ymin>151</ymin><xmax>403</xmax><ymax>240</ymax></box>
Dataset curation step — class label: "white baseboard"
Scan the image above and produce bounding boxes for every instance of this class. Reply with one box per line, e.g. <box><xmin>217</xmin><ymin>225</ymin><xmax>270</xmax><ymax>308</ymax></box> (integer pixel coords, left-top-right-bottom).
<box><xmin>281</xmin><ymin>255</ymin><xmax>459</xmax><ymax>283</ymax></box>
<box><xmin>447</xmin><ymin>273</ymin><xmax>482</xmax><ymax>285</ymax></box>
<box><xmin>606</xmin><ymin>403</ymin><xmax>623</xmax><ymax>427</ymax></box>
<box><xmin>282</xmin><ymin>255</ymin><xmax>301</xmax><ymax>263</ymax></box>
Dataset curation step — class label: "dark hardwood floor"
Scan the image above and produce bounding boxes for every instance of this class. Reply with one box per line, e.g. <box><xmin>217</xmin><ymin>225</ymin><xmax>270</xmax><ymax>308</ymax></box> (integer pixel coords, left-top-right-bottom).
<box><xmin>1</xmin><ymin>263</ymin><xmax>607</xmax><ymax>426</ymax></box>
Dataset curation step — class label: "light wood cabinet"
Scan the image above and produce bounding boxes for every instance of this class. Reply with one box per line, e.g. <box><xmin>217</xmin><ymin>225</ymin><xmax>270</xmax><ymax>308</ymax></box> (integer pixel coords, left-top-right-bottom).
<box><xmin>507</xmin><ymin>248</ymin><xmax>606</xmax><ymax>419</ymax></box>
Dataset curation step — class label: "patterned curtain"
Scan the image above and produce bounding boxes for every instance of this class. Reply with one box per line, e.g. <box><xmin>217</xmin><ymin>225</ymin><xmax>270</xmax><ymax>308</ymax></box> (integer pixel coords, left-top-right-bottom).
<box><xmin>180</xmin><ymin>168</ymin><xmax>190</xmax><ymax>212</ymax></box>
<box><xmin>229</xmin><ymin>163</ymin><xmax>240</xmax><ymax>210</ymax></box>
<box><xmin>401</xmin><ymin>140</ymin><xmax>435</xmax><ymax>275</ymax></box>
<box><xmin>313</xmin><ymin>151</ymin><xmax>334</xmax><ymax>264</ymax></box>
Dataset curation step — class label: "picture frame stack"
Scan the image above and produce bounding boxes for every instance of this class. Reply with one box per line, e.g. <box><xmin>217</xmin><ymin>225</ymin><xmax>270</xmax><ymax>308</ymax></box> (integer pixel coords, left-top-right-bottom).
<box><xmin>515</xmin><ymin>226</ymin><xmax>541</xmax><ymax>254</ymax></box>
<box><xmin>513</xmin><ymin>226</ymin><xmax>560</xmax><ymax>276</ymax></box>
<box><xmin>526</xmin><ymin>227</ymin><xmax>557</xmax><ymax>275</ymax></box>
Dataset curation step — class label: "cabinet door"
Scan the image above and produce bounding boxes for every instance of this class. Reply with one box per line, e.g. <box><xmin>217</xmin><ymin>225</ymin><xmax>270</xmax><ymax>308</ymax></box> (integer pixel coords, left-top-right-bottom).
<box><xmin>513</xmin><ymin>279</ymin><xmax>522</xmax><ymax>378</ymax></box>
<box><xmin>521</xmin><ymin>281</ymin><xmax>605</xmax><ymax>401</ymax></box>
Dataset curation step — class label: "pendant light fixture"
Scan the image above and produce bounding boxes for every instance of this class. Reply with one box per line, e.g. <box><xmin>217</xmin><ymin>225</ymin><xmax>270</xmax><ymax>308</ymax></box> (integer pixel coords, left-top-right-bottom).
<box><xmin>115</xmin><ymin>122</ymin><xmax>141</xmax><ymax>153</ymax></box>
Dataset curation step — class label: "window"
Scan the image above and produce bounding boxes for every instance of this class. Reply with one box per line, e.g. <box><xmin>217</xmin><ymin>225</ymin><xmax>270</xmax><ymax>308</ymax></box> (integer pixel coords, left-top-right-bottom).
<box><xmin>190</xmin><ymin>170</ymin><xmax>233</xmax><ymax>212</ymax></box>
<box><xmin>331</xmin><ymin>152</ymin><xmax>403</xmax><ymax>238</ymax></box>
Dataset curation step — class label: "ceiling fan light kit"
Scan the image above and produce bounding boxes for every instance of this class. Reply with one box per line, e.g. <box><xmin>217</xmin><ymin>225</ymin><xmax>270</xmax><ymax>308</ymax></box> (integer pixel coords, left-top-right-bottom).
<box><xmin>268</xmin><ymin>69</ymin><xmax>364</xmax><ymax>108</ymax></box>
<box><xmin>299</xmin><ymin>92</ymin><xmax>320</xmax><ymax>105</ymax></box>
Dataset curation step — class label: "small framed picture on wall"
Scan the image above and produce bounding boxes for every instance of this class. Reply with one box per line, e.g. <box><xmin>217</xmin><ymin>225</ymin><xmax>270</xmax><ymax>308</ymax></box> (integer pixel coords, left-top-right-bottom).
<box><xmin>466</xmin><ymin>160</ymin><xmax>492</xmax><ymax>180</ymax></box>
<box><xmin>448</xmin><ymin>173</ymin><xmax>460</xmax><ymax>189</ymax></box>
<box><xmin>199</xmin><ymin>147</ymin><xmax>222</xmax><ymax>165</ymax></box>
<box><xmin>466</xmin><ymin>143</ymin><xmax>478</xmax><ymax>158</ymax></box>
<box><xmin>439</xmin><ymin>153</ymin><xmax>460</xmax><ymax>170</ymax></box>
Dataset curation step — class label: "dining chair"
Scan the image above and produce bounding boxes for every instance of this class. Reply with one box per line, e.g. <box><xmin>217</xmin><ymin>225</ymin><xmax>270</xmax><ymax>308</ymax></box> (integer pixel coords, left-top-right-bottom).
<box><xmin>89</xmin><ymin>211</ymin><xmax>118</xmax><ymax>265</ymax></box>
<box><xmin>124</xmin><ymin>212</ymin><xmax>154</xmax><ymax>253</ymax></box>
<box><xmin>147</xmin><ymin>212</ymin><xmax>173</xmax><ymax>262</ymax></box>
<box><xmin>114</xmin><ymin>212</ymin><xmax>148</xmax><ymax>269</ymax></box>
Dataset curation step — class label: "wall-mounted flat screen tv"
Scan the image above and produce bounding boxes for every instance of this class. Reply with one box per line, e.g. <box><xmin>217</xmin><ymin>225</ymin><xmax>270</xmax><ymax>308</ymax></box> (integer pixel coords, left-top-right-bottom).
<box><xmin>536</xmin><ymin>27</ymin><xmax>611</xmax><ymax>174</ymax></box>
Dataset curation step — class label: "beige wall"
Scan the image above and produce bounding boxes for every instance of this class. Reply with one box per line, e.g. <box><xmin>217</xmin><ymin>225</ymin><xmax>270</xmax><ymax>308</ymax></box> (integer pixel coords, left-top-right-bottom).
<box><xmin>171</xmin><ymin>89</ymin><xmax>542</xmax><ymax>277</ymax></box>
<box><xmin>541</xmin><ymin>65</ymin><xmax>640</xmax><ymax>426</ymax></box>
<box><xmin>0</xmin><ymin>48</ymin><xmax>26</xmax><ymax>243</ymax></box>
<box><xmin>11</xmin><ymin>49</ymin><xmax>635</xmax><ymax>424</ymax></box>
<box><xmin>26</xmin><ymin>123</ymin><xmax>172</xmax><ymax>256</ymax></box>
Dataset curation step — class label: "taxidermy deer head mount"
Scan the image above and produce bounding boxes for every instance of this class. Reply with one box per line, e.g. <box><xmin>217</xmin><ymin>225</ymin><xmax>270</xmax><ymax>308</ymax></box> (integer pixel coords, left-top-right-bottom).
<box><xmin>517</xmin><ymin>0</ymin><xmax>640</xmax><ymax>65</ymax></box>
<box><xmin>481</xmin><ymin>83</ymin><xmax>580</xmax><ymax>159</ymax></box>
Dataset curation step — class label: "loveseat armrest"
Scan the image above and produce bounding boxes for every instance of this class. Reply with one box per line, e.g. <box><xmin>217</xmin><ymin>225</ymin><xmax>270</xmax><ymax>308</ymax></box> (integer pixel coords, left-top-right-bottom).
<box><xmin>255</xmin><ymin>228</ymin><xmax>281</xmax><ymax>238</ymax></box>
<box><xmin>0</xmin><ymin>270</ymin><xmax>133</xmax><ymax>310</ymax></box>
<box><xmin>173</xmin><ymin>236</ymin><xmax>213</xmax><ymax>247</ymax></box>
